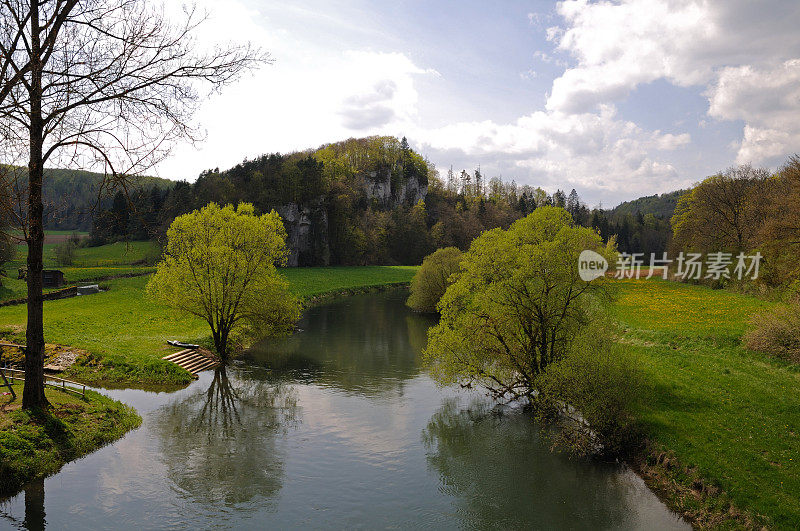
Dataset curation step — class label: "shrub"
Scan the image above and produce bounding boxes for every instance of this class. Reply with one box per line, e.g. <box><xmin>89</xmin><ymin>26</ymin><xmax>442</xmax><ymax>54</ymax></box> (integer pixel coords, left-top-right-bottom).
<box><xmin>69</xmin><ymin>231</ymin><xmax>84</xmax><ymax>246</ymax></box>
<box><xmin>53</xmin><ymin>240</ymin><xmax>77</xmax><ymax>266</ymax></box>
<box><xmin>406</xmin><ymin>246</ymin><xmax>462</xmax><ymax>313</ymax></box>
<box><xmin>743</xmin><ymin>304</ymin><xmax>800</xmax><ymax>362</ymax></box>
<box><xmin>534</xmin><ymin>326</ymin><xmax>645</xmax><ymax>457</ymax></box>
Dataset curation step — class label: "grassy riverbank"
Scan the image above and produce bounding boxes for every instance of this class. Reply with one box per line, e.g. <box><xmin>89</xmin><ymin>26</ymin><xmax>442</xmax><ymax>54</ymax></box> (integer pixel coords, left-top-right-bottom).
<box><xmin>0</xmin><ymin>264</ymin><xmax>417</xmax><ymax>385</ymax></box>
<box><xmin>0</xmin><ymin>238</ymin><xmax>160</xmax><ymax>303</ymax></box>
<box><xmin>612</xmin><ymin>279</ymin><xmax>799</xmax><ymax>528</ymax></box>
<box><xmin>0</xmin><ymin>382</ymin><xmax>141</xmax><ymax>497</ymax></box>
<box><xmin>282</xmin><ymin>265</ymin><xmax>417</xmax><ymax>297</ymax></box>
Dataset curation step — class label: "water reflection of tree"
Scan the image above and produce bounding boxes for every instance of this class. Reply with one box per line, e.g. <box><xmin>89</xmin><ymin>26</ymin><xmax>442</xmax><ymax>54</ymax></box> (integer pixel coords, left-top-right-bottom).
<box><xmin>0</xmin><ymin>478</ymin><xmax>45</xmax><ymax>531</ymax></box>
<box><xmin>153</xmin><ymin>365</ymin><xmax>298</xmax><ymax>510</ymax></box>
<box><xmin>422</xmin><ymin>399</ymin><xmax>660</xmax><ymax>529</ymax></box>
<box><xmin>248</xmin><ymin>291</ymin><xmax>436</xmax><ymax>397</ymax></box>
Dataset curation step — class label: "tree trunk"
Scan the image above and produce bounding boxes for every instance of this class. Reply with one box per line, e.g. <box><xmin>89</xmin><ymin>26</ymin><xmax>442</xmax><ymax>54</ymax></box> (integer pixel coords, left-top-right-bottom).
<box><xmin>212</xmin><ymin>327</ymin><xmax>229</xmax><ymax>361</ymax></box>
<box><xmin>23</xmin><ymin>0</ymin><xmax>48</xmax><ymax>410</ymax></box>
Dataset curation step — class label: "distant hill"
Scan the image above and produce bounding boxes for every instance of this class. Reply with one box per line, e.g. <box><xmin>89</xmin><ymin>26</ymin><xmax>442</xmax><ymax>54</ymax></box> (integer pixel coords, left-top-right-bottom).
<box><xmin>611</xmin><ymin>190</ymin><xmax>686</xmax><ymax>219</ymax></box>
<box><xmin>37</xmin><ymin>168</ymin><xmax>174</xmax><ymax>231</ymax></box>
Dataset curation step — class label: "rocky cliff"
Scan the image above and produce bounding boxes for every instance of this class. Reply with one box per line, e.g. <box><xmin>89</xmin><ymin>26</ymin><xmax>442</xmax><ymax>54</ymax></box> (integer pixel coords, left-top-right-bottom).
<box><xmin>280</xmin><ymin>169</ymin><xmax>427</xmax><ymax>267</ymax></box>
<box><xmin>363</xmin><ymin>168</ymin><xmax>426</xmax><ymax>208</ymax></box>
<box><xmin>278</xmin><ymin>200</ymin><xmax>330</xmax><ymax>267</ymax></box>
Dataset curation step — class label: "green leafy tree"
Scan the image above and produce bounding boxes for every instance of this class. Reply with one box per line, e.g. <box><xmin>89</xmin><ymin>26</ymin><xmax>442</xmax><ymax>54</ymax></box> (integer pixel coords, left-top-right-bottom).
<box><xmin>147</xmin><ymin>203</ymin><xmax>300</xmax><ymax>358</ymax></box>
<box><xmin>423</xmin><ymin>206</ymin><xmax>616</xmax><ymax>401</ymax></box>
<box><xmin>757</xmin><ymin>155</ymin><xmax>800</xmax><ymax>284</ymax></box>
<box><xmin>407</xmin><ymin>247</ymin><xmax>463</xmax><ymax>313</ymax></box>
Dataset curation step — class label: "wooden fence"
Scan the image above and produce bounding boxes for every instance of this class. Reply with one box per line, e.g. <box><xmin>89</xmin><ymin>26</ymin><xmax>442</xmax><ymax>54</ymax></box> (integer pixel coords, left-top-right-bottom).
<box><xmin>1</xmin><ymin>367</ymin><xmax>87</xmax><ymax>399</ymax></box>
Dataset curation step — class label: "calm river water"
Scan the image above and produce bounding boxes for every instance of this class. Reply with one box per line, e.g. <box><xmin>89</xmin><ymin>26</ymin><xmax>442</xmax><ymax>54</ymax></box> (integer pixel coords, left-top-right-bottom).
<box><xmin>1</xmin><ymin>290</ymin><xmax>688</xmax><ymax>530</ymax></box>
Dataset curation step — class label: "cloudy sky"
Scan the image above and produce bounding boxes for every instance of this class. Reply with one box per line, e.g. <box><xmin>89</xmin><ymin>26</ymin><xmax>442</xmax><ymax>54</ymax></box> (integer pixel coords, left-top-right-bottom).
<box><xmin>157</xmin><ymin>0</ymin><xmax>800</xmax><ymax>207</ymax></box>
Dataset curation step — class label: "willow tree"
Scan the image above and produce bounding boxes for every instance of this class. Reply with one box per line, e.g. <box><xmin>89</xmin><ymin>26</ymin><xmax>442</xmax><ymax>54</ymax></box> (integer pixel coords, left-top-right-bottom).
<box><xmin>0</xmin><ymin>0</ymin><xmax>267</xmax><ymax>408</ymax></box>
<box><xmin>423</xmin><ymin>207</ymin><xmax>616</xmax><ymax>401</ymax></box>
<box><xmin>147</xmin><ymin>203</ymin><xmax>300</xmax><ymax>358</ymax></box>
<box><xmin>406</xmin><ymin>246</ymin><xmax>462</xmax><ymax>313</ymax></box>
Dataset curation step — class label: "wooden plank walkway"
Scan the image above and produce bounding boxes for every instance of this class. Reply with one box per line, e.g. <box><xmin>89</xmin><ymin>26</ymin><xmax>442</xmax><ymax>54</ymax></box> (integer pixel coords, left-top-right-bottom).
<box><xmin>162</xmin><ymin>349</ymin><xmax>219</xmax><ymax>377</ymax></box>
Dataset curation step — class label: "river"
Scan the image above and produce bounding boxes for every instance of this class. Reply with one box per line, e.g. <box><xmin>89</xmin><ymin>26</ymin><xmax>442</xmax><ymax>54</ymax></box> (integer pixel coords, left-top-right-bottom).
<box><xmin>0</xmin><ymin>290</ymin><xmax>688</xmax><ymax>529</ymax></box>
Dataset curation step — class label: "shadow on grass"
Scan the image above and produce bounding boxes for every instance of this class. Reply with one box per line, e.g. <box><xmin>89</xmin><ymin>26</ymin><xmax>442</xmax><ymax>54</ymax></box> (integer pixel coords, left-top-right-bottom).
<box><xmin>639</xmin><ymin>379</ymin><xmax>714</xmax><ymax>437</ymax></box>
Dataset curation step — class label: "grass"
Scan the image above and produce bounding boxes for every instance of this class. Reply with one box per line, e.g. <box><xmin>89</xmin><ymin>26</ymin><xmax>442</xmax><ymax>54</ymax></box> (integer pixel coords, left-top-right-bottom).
<box><xmin>280</xmin><ymin>265</ymin><xmax>417</xmax><ymax>297</ymax></box>
<box><xmin>0</xmin><ymin>265</ymin><xmax>417</xmax><ymax>385</ymax></box>
<box><xmin>9</xmin><ymin>240</ymin><xmax>159</xmax><ymax>269</ymax></box>
<box><xmin>60</xmin><ymin>266</ymin><xmax>156</xmax><ymax>282</ymax></box>
<box><xmin>0</xmin><ymin>277</ymin><xmax>30</xmax><ymax>302</ymax></box>
<box><xmin>0</xmin><ymin>382</ymin><xmax>141</xmax><ymax>497</ymax></box>
<box><xmin>612</xmin><ymin>278</ymin><xmax>799</xmax><ymax>528</ymax></box>
<box><xmin>1</xmin><ymin>240</ymin><xmax>158</xmax><ymax>303</ymax></box>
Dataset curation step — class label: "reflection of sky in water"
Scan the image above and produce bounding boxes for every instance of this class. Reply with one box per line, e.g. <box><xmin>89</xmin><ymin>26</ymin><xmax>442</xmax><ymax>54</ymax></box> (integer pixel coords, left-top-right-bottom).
<box><xmin>0</xmin><ymin>290</ymin><xmax>688</xmax><ymax>530</ymax></box>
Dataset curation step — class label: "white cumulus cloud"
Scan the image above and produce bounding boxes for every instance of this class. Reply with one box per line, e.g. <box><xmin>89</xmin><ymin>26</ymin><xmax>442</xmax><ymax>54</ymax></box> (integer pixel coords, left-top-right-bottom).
<box><xmin>418</xmin><ymin>105</ymin><xmax>690</xmax><ymax>199</ymax></box>
<box><xmin>707</xmin><ymin>60</ymin><xmax>800</xmax><ymax>165</ymax></box>
<box><xmin>545</xmin><ymin>0</ymin><xmax>800</xmax><ymax>166</ymax></box>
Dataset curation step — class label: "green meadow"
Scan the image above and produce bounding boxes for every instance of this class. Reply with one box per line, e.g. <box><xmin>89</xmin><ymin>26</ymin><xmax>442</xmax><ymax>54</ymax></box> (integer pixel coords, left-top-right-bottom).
<box><xmin>612</xmin><ymin>279</ymin><xmax>799</xmax><ymax>528</ymax></box>
<box><xmin>1</xmin><ymin>237</ymin><xmax>160</xmax><ymax>302</ymax></box>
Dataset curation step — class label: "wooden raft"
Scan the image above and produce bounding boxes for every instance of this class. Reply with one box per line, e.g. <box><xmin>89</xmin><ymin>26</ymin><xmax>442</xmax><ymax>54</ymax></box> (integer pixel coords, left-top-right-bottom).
<box><xmin>162</xmin><ymin>349</ymin><xmax>219</xmax><ymax>377</ymax></box>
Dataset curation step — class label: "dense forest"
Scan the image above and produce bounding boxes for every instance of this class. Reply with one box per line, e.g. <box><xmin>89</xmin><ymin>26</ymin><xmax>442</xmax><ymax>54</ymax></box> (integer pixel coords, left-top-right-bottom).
<box><xmin>41</xmin><ymin>169</ymin><xmax>173</xmax><ymax>231</ymax></box>
<box><xmin>611</xmin><ymin>190</ymin><xmax>685</xmax><ymax>219</ymax></box>
<box><xmin>9</xmin><ymin>136</ymin><xmax>679</xmax><ymax>266</ymax></box>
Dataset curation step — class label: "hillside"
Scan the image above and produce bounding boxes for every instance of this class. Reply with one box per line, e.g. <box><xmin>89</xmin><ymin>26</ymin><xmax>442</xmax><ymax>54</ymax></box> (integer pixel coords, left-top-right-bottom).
<box><xmin>157</xmin><ymin>136</ymin><xmax>432</xmax><ymax>266</ymax></box>
<box><xmin>38</xmin><ymin>168</ymin><xmax>174</xmax><ymax>231</ymax></box>
<box><xmin>611</xmin><ymin>190</ymin><xmax>686</xmax><ymax>219</ymax></box>
<box><xmin>10</xmin><ymin>139</ymin><xmax>690</xmax><ymax>265</ymax></box>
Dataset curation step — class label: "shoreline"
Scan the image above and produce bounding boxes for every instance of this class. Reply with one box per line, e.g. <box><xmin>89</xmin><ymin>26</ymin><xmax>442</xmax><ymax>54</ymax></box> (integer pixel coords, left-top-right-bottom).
<box><xmin>629</xmin><ymin>443</ymin><xmax>764</xmax><ymax>529</ymax></box>
<box><xmin>0</xmin><ymin>384</ymin><xmax>142</xmax><ymax>499</ymax></box>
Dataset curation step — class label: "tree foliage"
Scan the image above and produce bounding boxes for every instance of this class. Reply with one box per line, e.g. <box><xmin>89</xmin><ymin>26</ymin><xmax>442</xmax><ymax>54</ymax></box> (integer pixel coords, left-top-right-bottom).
<box><xmin>147</xmin><ymin>203</ymin><xmax>300</xmax><ymax>358</ymax></box>
<box><xmin>423</xmin><ymin>207</ymin><xmax>616</xmax><ymax>401</ymax></box>
<box><xmin>757</xmin><ymin>156</ymin><xmax>800</xmax><ymax>284</ymax></box>
<box><xmin>533</xmin><ymin>328</ymin><xmax>644</xmax><ymax>456</ymax></box>
<box><xmin>406</xmin><ymin>247</ymin><xmax>463</xmax><ymax>313</ymax></box>
<box><xmin>671</xmin><ymin>164</ymin><xmax>769</xmax><ymax>254</ymax></box>
<box><xmin>669</xmin><ymin>157</ymin><xmax>800</xmax><ymax>285</ymax></box>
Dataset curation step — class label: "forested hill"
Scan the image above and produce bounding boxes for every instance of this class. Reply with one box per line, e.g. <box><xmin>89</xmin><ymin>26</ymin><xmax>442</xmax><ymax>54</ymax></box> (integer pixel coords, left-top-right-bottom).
<box><xmin>154</xmin><ymin>136</ymin><xmax>431</xmax><ymax>266</ymax></box>
<box><xmin>40</xmin><ymin>168</ymin><xmax>174</xmax><ymax>231</ymax></box>
<box><xmin>30</xmin><ymin>135</ymin><xmax>687</xmax><ymax>266</ymax></box>
<box><xmin>611</xmin><ymin>190</ymin><xmax>686</xmax><ymax>219</ymax></box>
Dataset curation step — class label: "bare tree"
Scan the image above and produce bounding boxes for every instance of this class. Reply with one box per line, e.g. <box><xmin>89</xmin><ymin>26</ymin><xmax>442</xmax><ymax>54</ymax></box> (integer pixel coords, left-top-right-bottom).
<box><xmin>0</xmin><ymin>0</ymin><xmax>268</xmax><ymax>409</ymax></box>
